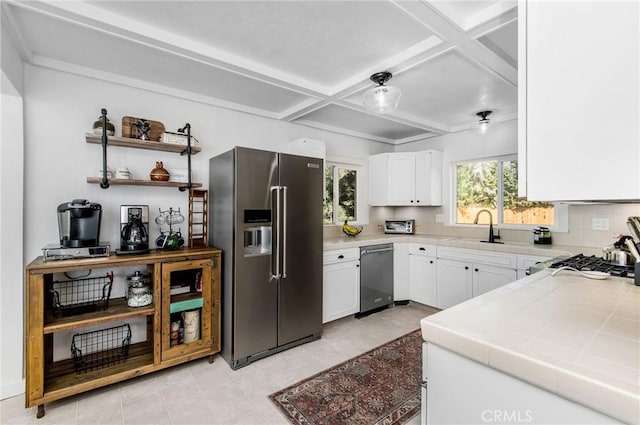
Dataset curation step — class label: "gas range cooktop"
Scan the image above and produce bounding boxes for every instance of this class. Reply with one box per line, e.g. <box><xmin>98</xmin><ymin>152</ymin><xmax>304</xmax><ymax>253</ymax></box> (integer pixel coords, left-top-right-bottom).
<box><xmin>550</xmin><ymin>254</ymin><xmax>634</xmax><ymax>278</ymax></box>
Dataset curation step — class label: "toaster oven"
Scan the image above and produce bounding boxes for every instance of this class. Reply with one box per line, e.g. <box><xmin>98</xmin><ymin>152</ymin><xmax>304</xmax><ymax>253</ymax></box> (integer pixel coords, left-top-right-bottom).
<box><xmin>384</xmin><ymin>219</ymin><xmax>415</xmax><ymax>234</ymax></box>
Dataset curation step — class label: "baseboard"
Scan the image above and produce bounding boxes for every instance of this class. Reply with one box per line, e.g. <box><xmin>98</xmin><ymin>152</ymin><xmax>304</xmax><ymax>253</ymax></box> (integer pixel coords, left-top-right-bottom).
<box><xmin>1</xmin><ymin>378</ymin><xmax>24</xmax><ymax>400</ymax></box>
<box><xmin>355</xmin><ymin>304</ymin><xmax>391</xmax><ymax>319</ymax></box>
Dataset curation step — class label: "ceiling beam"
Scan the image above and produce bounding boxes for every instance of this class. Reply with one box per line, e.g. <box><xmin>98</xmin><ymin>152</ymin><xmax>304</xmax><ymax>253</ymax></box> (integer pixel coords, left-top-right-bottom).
<box><xmin>392</xmin><ymin>0</ymin><xmax>517</xmax><ymax>87</ymax></box>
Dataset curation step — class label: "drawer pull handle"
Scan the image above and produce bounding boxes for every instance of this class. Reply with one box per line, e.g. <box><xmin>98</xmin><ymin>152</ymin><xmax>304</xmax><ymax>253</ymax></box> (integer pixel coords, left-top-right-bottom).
<box><xmin>419</xmin><ymin>247</ymin><xmax>425</xmax><ymax>251</ymax></box>
<box><xmin>338</xmin><ymin>255</ymin><xmax>344</xmax><ymax>259</ymax></box>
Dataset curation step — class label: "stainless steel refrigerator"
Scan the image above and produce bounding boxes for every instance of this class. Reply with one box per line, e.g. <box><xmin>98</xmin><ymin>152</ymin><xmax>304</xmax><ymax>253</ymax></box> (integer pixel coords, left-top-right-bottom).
<box><xmin>209</xmin><ymin>147</ymin><xmax>323</xmax><ymax>369</ymax></box>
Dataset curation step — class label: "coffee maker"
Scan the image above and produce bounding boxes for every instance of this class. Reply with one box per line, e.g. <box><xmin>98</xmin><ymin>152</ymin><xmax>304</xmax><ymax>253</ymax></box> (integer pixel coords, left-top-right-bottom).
<box><xmin>57</xmin><ymin>199</ymin><xmax>102</xmax><ymax>247</ymax></box>
<box><xmin>116</xmin><ymin>205</ymin><xmax>150</xmax><ymax>255</ymax></box>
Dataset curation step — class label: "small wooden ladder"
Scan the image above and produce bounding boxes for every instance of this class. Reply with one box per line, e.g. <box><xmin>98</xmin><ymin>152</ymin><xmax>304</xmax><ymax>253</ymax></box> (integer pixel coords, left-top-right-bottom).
<box><xmin>188</xmin><ymin>189</ymin><xmax>208</xmax><ymax>248</ymax></box>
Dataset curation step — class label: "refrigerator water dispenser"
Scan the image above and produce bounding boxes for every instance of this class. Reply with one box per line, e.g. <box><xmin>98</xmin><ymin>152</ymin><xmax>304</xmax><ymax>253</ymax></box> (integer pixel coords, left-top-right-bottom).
<box><xmin>243</xmin><ymin>226</ymin><xmax>272</xmax><ymax>256</ymax></box>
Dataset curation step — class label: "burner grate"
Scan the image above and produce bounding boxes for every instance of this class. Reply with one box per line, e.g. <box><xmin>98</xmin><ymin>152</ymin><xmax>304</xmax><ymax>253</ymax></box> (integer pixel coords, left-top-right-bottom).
<box><xmin>550</xmin><ymin>254</ymin><xmax>634</xmax><ymax>277</ymax></box>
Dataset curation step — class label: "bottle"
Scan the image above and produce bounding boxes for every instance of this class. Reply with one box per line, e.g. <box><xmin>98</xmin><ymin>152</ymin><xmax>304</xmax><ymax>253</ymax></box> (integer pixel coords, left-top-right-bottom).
<box><xmin>170</xmin><ymin>314</ymin><xmax>181</xmax><ymax>346</ymax></box>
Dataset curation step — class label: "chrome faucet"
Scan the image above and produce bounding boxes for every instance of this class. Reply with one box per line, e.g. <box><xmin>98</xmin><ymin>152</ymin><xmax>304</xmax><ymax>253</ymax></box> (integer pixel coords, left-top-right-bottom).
<box><xmin>473</xmin><ymin>209</ymin><xmax>502</xmax><ymax>243</ymax></box>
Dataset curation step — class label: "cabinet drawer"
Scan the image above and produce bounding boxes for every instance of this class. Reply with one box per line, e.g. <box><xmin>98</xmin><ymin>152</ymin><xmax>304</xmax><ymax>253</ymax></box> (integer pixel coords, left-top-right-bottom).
<box><xmin>437</xmin><ymin>247</ymin><xmax>517</xmax><ymax>268</ymax></box>
<box><xmin>323</xmin><ymin>248</ymin><xmax>360</xmax><ymax>265</ymax></box>
<box><xmin>408</xmin><ymin>243</ymin><xmax>437</xmax><ymax>257</ymax></box>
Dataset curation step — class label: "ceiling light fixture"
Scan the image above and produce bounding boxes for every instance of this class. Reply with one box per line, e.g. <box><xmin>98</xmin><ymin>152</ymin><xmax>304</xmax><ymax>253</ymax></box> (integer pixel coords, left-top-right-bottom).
<box><xmin>362</xmin><ymin>72</ymin><xmax>401</xmax><ymax>114</ymax></box>
<box><xmin>476</xmin><ymin>110</ymin><xmax>492</xmax><ymax>134</ymax></box>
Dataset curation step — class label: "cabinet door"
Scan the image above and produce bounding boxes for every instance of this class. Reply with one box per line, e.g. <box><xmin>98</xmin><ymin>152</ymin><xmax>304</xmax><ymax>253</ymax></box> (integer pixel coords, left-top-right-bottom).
<box><xmin>323</xmin><ymin>260</ymin><xmax>360</xmax><ymax>323</ymax></box>
<box><xmin>409</xmin><ymin>254</ymin><xmax>437</xmax><ymax>307</ymax></box>
<box><xmin>387</xmin><ymin>153</ymin><xmax>416</xmax><ymax>205</ymax></box>
<box><xmin>161</xmin><ymin>257</ymin><xmax>216</xmax><ymax>362</ymax></box>
<box><xmin>414</xmin><ymin>150</ymin><xmax>442</xmax><ymax>206</ymax></box>
<box><xmin>393</xmin><ymin>243</ymin><xmax>410</xmax><ymax>301</ymax></box>
<box><xmin>368</xmin><ymin>154</ymin><xmax>390</xmax><ymax>206</ymax></box>
<box><xmin>436</xmin><ymin>259</ymin><xmax>472</xmax><ymax>309</ymax></box>
<box><xmin>472</xmin><ymin>265</ymin><xmax>517</xmax><ymax>297</ymax></box>
<box><xmin>521</xmin><ymin>1</ymin><xmax>640</xmax><ymax>201</ymax></box>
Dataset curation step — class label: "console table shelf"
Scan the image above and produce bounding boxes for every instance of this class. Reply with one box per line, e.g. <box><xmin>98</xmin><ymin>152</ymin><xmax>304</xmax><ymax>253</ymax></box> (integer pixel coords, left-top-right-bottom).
<box><xmin>25</xmin><ymin>248</ymin><xmax>221</xmax><ymax>419</ymax></box>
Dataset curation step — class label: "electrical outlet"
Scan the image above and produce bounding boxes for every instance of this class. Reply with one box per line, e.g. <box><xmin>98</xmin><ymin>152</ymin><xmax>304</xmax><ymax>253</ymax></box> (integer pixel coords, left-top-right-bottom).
<box><xmin>592</xmin><ymin>218</ymin><xmax>610</xmax><ymax>231</ymax></box>
<box><xmin>435</xmin><ymin>214</ymin><xmax>445</xmax><ymax>223</ymax></box>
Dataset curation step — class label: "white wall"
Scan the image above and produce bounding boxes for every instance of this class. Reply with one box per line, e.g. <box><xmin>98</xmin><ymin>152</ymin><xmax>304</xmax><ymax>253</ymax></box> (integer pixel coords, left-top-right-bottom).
<box><xmin>0</xmin><ymin>11</ymin><xmax>26</xmax><ymax>400</ymax></box>
<box><xmin>1</xmin><ymin>10</ymin><xmax>24</xmax><ymax>96</ymax></box>
<box><xmin>23</xmin><ymin>65</ymin><xmax>392</xmax><ymax>261</ymax></box>
<box><xmin>0</xmin><ymin>90</ymin><xmax>25</xmax><ymax>399</ymax></box>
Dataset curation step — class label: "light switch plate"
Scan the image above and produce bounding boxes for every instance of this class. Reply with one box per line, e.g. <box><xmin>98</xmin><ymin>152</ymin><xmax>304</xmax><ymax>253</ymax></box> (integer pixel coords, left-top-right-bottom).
<box><xmin>592</xmin><ymin>218</ymin><xmax>610</xmax><ymax>231</ymax></box>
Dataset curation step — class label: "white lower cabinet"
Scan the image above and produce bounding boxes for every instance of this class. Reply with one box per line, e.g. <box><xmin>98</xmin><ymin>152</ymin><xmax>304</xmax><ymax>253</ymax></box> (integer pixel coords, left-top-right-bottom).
<box><xmin>436</xmin><ymin>247</ymin><xmax>518</xmax><ymax>309</ymax></box>
<box><xmin>322</xmin><ymin>248</ymin><xmax>360</xmax><ymax>324</ymax></box>
<box><xmin>472</xmin><ymin>264</ymin><xmax>517</xmax><ymax>297</ymax></box>
<box><xmin>436</xmin><ymin>258</ymin><xmax>473</xmax><ymax>309</ymax></box>
<box><xmin>325</xmin><ymin>244</ymin><xmax>552</xmax><ymax>315</ymax></box>
<box><xmin>408</xmin><ymin>244</ymin><xmax>437</xmax><ymax>307</ymax></box>
<box><xmin>393</xmin><ymin>243</ymin><xmax>410</xmax><ymax>302</ymax></box>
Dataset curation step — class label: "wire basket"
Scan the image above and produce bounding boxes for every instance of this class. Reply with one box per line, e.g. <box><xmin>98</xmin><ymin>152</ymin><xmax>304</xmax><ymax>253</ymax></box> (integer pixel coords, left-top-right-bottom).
<box><xmin>50</xmin><ymin>272</ymin><xmax>114</xmax><ymax>316</ymax></box>
<box><xmin>71</xmin><ymin>324</ymin><xmax>131</xmax><ymax>373</ymax></box>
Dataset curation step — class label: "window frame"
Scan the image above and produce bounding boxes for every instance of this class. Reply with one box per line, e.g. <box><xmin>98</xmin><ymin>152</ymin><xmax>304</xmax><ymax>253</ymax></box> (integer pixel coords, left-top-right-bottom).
<box><xmin>323</xmin><ymin>156</ymin><xmax>368</xmax><ymax>226</ymax></box>
<box><xmin>450</xmin><ymin>154</ymin><xmax>568</xmax><ymax>232</ymax></box>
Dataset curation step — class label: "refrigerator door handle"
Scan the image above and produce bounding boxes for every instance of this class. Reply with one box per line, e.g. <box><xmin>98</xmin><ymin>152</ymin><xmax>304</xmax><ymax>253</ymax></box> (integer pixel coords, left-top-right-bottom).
<box><xmin>270</xmin><ymin>186</ymin><xmax>281</xmax><ymax>281</ymax></box>
<box><xmin>281</xmin><ymin>186</ymin><xmax>288</xmax><ymax>278</ymax></box>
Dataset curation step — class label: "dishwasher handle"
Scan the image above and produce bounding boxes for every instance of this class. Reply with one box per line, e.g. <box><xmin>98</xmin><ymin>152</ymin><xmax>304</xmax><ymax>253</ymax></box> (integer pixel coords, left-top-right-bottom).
<box><xmin>361</xmin><ymin>247</ymin><xmax>394</xmax><ymax>255</ymax></box>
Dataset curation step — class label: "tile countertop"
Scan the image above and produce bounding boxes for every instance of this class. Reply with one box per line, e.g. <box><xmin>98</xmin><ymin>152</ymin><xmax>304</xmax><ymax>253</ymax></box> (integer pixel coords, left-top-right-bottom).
<box><xmin>323</xmin><ymin>234</ymin><xmax>587</xmax><ymax>258</ymax></box>
<box><xmin>420</xmin><ymin>269</ymin><xmax>640</xmax><ymax>424</ymax></box>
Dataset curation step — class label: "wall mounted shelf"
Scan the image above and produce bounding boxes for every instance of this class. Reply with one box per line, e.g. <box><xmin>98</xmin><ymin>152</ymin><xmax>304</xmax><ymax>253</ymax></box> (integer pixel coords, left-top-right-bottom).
<box><xmin>86</xmin><ymin>112</ymin><xmax>200</xmax><ymax>191</ymax></box>
<box><xmin>85</xmin><ymin>134</ymin><xmax>201</xmax><ymax>155</ymax></box>
<box><xmin>86</xmin><ymin>177</ymin><xmax>202</xmax><ymax>188</ymax></box>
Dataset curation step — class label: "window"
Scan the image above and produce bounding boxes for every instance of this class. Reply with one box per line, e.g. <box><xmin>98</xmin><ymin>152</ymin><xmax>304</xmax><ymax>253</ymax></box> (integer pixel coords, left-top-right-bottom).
<box><xmin>324</xmin><ymin>163</ymin><xmax>358</xmax><ymax>225</ymax></box>
<box><xmin>454</xmin><ymin>156</ymin><xmax>560</xmax><ymax>228</ymax></box>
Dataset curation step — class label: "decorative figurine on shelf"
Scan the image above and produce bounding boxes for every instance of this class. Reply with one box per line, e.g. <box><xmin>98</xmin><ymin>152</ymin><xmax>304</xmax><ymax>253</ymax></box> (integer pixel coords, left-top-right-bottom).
<box><xmin>150</xmin><ymin>161</ymin><xmax>170</xmax><ymax>181</ymax></box>
<box><xmin>92</xmin><ymin>116</ymin><xmax>115</xmax><ymax>136</ymax></box>
<box><xmin>132</xmin><ymin>119</ymin><xmax>151</xmax><ymax>140</ymax></box>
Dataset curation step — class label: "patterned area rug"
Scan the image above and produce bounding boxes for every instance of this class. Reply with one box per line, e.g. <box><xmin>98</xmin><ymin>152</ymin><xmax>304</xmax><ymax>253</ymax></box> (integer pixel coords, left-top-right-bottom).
<box><xmin>269</xmin><ymin>329</ymin><xmax>422</xmax><ymax>425</ymax></box>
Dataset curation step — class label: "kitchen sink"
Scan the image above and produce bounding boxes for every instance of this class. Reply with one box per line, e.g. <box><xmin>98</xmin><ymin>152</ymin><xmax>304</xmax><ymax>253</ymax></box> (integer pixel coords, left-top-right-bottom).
<box><xmin>447</xmin><ymin>238</ymin><xmax>531</xmax><ymax>246</ymax></box>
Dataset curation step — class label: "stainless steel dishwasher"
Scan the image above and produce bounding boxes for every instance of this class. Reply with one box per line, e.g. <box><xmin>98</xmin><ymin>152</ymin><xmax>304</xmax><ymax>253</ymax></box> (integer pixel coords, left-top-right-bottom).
<box><xmin>358</xmin><ymin>243</ymin><xmax>394</xmax><ymax>317</ymax></box>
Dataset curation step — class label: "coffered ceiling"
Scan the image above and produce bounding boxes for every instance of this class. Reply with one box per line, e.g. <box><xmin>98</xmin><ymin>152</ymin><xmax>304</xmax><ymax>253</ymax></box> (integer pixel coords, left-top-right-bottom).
<box><xmin>3</xmin><ymin>0</ymin><xmax>518</xmax><ymax>145</ymax></box>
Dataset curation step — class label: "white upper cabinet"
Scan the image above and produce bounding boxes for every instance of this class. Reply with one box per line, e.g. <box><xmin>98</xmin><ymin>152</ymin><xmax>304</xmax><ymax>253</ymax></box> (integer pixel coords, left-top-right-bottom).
<box><xmin>369</xmin><ymin>150</ymin><xmax>442</xmax><ymax>206</ymax></box>
<box><xmin>518</xmin><ymin>0</ymin><xmax>640</xmax><ymax>201</ymax></box>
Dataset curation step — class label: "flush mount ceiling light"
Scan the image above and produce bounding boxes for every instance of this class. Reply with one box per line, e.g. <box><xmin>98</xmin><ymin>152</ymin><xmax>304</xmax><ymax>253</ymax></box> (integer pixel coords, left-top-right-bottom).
<box><xmin>362</xmin><ymin>72</ymin><xmax>401</xmax><ymax>114</ymax></box>
<box><xmin>476</xmin><ymin>110</ymin><xmax>492</xmax><ymax>134</ymax></box>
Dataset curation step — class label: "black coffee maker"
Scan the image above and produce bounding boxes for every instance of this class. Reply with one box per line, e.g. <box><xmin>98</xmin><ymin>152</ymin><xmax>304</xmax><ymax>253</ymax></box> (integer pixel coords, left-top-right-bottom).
<box><xmin>57</xmin><ymin>199</ymin><xmax>102</xmax><ymax>247</ymax></box>
<box><xmin>116</xmin><ymin>205</ymin><xmax>150</xmax><ymax>255</ymax></box>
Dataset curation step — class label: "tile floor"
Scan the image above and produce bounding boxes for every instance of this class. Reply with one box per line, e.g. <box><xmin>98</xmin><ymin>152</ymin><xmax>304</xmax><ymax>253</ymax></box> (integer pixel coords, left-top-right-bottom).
<box><xmin>1</xmin><ymin>303</ymin><xmax>439</xmax><ymax>425</ymax></box>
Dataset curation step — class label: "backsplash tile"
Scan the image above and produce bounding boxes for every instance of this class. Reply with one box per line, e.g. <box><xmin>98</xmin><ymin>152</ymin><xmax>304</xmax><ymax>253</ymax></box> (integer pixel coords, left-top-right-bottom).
<box><xmin>367</xmin><ymin>204</ymin><xmax>640</xmax><ymax>250</ymax></box>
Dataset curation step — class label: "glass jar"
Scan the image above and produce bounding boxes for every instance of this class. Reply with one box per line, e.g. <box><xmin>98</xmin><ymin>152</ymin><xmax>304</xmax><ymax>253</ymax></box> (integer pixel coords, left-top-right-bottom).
<box><xmin>126</xmin><ymin>271</ymin><xmax>152</xmax><ymax>307</ymax></box>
